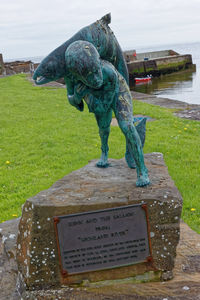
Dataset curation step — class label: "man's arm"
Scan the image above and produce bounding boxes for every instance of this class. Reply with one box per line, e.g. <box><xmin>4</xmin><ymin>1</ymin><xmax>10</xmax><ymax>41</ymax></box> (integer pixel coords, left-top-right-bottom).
<box><xmin>64</xmin><ymin>77</ymin><xmax>86</xmax><ymax>112</ymax></box>
<box><xmin>90</xmin><ymin>66</ymin><xmax>118</xmax><ymax>114</ymax></box>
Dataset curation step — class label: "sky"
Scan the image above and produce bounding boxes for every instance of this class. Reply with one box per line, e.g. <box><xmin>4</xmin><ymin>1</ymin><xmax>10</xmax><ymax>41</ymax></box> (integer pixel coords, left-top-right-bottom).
<box><xmin>1</xmin><ymin>0</ymin><xmax>200</xmax><ymax>60</ymax></box>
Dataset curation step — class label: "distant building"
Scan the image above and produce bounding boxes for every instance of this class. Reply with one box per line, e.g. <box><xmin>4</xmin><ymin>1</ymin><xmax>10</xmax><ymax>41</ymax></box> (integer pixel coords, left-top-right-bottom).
<box><xmin>0</xmin><ymin>57</ymin><xmax>39</xmax><ymax>76</ymax></box>
<box><xmin>0</xmin><ymin>54</ymin><xmax>4</xmax><ymax>75</ymax></box>
<box><xmin>123</xmin><ymin>50</ymin><xmax>137</xmax><ymax>63</ymax></box>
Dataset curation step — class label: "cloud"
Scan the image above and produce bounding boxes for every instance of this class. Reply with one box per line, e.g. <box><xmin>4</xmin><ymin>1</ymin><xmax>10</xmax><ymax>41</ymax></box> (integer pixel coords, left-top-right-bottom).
<box><xmin>1</xmin><ymin>0</ymin><xmax>200</xmax><ymax>59</ymax></box>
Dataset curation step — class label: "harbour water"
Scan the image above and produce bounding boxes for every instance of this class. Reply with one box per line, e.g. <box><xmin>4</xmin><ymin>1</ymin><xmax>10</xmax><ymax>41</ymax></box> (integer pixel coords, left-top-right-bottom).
<box><xmin>132</xmin><ymin>42</ymin><xmax>200</xmax><ymax>105</ymax></box>
<box><xmin>5</xmin><ymin>42</ymin><xmax>200</xmax><ymax>105</ymax></box>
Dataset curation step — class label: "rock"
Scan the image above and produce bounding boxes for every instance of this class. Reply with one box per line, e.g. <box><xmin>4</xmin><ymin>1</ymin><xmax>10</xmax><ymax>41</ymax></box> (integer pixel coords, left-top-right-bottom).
<box><xmin>1</xmin><ymin>216</ymin><xmax>200</xmax><ymax>299</ymax></box>
<box><xmin>131</xmin><ymin>91</ymin><xmax>199</xmax><ymax>110</ymax></box>
<box><xmin>16</xmin><ymin>153</ymin><xmax>182</xmax><ymax>291</ymax></box>
<box><xmin>174</xmin><ymin>108</ymin><xmax>200</xmax><ymax>120</ymax></box>
<box><xmin>130</xmin><ymin>91</ymin><xmax>200</xmax><ymax>121</ymax></box>
<box><xmin>0</xmin><ymin>218</ymin><xmax>20</xmax><ymax>300</ymax></box>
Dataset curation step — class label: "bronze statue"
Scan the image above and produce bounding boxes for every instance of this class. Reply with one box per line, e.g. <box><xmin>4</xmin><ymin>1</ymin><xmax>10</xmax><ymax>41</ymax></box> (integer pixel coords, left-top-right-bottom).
<box><xmin>65</xmin><ymin>41</ymin><xmax>150</xmax><ymax>187</ymax></box>
<box><xmin>33</xmin><ymin>14</ymin><xmax>150</xmax><ymax>187</ymax></box>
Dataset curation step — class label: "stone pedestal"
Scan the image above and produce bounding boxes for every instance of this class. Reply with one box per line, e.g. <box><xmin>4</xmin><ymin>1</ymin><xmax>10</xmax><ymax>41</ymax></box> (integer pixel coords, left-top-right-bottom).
<box><xmin>16</xmin><ymin>153</ymin><xmax>182</xmax><ymax>290</ymax></box>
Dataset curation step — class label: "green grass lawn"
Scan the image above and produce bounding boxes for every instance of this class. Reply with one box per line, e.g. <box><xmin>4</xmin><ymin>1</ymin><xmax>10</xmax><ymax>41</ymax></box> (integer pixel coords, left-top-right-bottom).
<box><xmin>0</xmin><ymin>74</ymin><xmax>200</xmax><ymax>233</ymax></box>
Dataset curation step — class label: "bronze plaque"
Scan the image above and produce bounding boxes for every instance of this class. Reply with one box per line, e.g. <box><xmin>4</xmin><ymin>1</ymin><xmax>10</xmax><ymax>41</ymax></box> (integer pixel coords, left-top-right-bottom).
<box><xmin>54</xmin><ymin>204</ymin><xmax>152</xmax><ymax>275</ymax></box>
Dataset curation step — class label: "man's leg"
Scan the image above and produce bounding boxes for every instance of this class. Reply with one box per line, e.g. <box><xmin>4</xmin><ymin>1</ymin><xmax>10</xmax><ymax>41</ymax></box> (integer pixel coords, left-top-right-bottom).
<box><xmin>95</xmin><ymin>109</ymin><xmax>112</xmax><ymax>168</ymax></box>
<box><xmin>118</xmin><ymin>119</ymin><xmax>150</xmax><ymax>186</ymax></box>
<box><xmin>125</xmin><ymin>118</ymin><xmax>147</xmax><ymax>169</ymax></box>
<box><xmin>113</xmin><ymin>94</ymin><xmax>150</xmax><ymax>186</ymax></box>
<box><xmin>125</xmin><ymin>141</ymin><xmax>136</xmax><ymax>169</ymax></box>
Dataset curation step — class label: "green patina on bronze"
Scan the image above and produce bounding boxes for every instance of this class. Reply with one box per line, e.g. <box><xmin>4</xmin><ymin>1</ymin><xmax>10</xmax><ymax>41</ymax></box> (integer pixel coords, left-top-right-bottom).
<box><xmin>64</xmin><ymin>41</ymin><xmax>149</xmax><ymax>186</ymax></box>
<box><xmin>33</xmin><ymin>13</ymin><xmax>128</xmax><ymax>85</ymax></box>
<box><xmin>33</xmin><ymin>14</ymin><xmax>150</xmax><ymax>187</ymax></box>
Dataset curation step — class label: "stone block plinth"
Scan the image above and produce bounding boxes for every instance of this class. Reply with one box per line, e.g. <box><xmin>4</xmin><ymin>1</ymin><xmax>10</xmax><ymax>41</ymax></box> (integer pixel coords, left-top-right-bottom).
<box><xmin>16</xmin><ymin>153</ymin><xmax>182</xmax><ymax>289</ymax></box>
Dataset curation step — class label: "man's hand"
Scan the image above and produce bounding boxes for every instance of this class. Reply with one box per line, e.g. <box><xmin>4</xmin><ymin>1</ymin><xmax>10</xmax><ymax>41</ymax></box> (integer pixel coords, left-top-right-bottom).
<box><xmin>68</xmin><ymin>95</ymin><xmax>84</xmax><ymax>111</ymax></box>
<box><xmin>74</xmin><ymin>83</ymin><xmax>88</xmax><ymax>100</ymax></box>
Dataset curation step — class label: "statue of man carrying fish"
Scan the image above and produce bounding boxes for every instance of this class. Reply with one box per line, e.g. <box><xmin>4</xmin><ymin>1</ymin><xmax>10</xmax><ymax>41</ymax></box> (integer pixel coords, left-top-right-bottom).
<box><xmin>33</xmin><ymin>13</ymin><xmax>150</xmax><ymax>187</ymax></box>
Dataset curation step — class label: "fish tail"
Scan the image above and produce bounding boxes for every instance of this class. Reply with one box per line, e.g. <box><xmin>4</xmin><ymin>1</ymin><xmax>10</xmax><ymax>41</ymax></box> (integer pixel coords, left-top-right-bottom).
<box><xmin>100</xmin><ymin>13</ymin><xmax>111</xmax><ymax>25</ymax></box>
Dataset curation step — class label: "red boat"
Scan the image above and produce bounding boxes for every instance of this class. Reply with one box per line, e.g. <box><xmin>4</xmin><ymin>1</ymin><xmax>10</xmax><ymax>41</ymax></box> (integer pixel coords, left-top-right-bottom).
<box><xmin>134</xmin><ymin>76</ymin><xmax>152</xmax><ymax>83</ymax></box>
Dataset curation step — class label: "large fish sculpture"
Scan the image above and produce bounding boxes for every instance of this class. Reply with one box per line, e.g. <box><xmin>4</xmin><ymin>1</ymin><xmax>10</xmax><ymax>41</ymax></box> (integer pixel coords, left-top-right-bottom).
<box><xmin>33</xmin><ymin>13</ymin><xmax>129</xmax><ymax>85</ymax></box>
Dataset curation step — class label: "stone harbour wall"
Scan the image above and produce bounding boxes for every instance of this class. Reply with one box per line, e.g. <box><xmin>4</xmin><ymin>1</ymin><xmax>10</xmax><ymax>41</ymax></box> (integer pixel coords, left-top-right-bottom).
<box><xmin>128</xmin><ymin>54</ymin><xmax>195</xmax><ymax>80</ymax></box>
<box><xmin>4</xmin><ymin>61</ymin><xmax>39</xmax><ymax>75</ymax></box>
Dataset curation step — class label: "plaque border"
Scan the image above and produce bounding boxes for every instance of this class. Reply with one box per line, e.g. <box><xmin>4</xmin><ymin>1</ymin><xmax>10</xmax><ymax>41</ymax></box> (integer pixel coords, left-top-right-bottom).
<box><xmin>53</xmin><ymin>204</ymin><xmax>153</xmax><ymax>277</ymax></box>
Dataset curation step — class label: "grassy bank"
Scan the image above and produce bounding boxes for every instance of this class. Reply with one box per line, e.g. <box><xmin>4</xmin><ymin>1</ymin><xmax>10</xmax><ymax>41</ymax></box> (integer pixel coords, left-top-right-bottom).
<box><xmin>0</xmin><ymin>74</ymin><xmax>200</xmax><ymax>233</ymax></box>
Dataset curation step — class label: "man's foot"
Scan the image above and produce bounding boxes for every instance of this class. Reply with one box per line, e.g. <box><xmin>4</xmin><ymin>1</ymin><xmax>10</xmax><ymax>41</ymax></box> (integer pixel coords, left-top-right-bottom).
<box><xmin>136</xmin><ymin>174</ymin><xmax>150</xmax><ymax>187</ymax></box>
<box><xmin>96</xmin><ymin>153</ymin><xmax>110</xmax><ymax>168</ymax></box>
<box><xmin>96</xmin><ymin>160</ymin><xmax>110</xmax><ymax>168</ymax></box>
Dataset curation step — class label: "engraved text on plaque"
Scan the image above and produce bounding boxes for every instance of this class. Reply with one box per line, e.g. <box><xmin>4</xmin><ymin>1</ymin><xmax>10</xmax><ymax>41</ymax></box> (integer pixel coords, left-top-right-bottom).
<box><xmin>54</xmin><ymin>204</ymin><xmax>151</xmax><ymax>275</ymax></box>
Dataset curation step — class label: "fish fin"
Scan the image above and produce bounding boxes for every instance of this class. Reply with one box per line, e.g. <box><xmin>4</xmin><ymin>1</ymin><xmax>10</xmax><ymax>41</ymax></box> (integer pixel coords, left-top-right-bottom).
<box><xmin>100</xmin><ymin>13</ymin><xmax>111</xmax><ymax>25</ymax></box>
